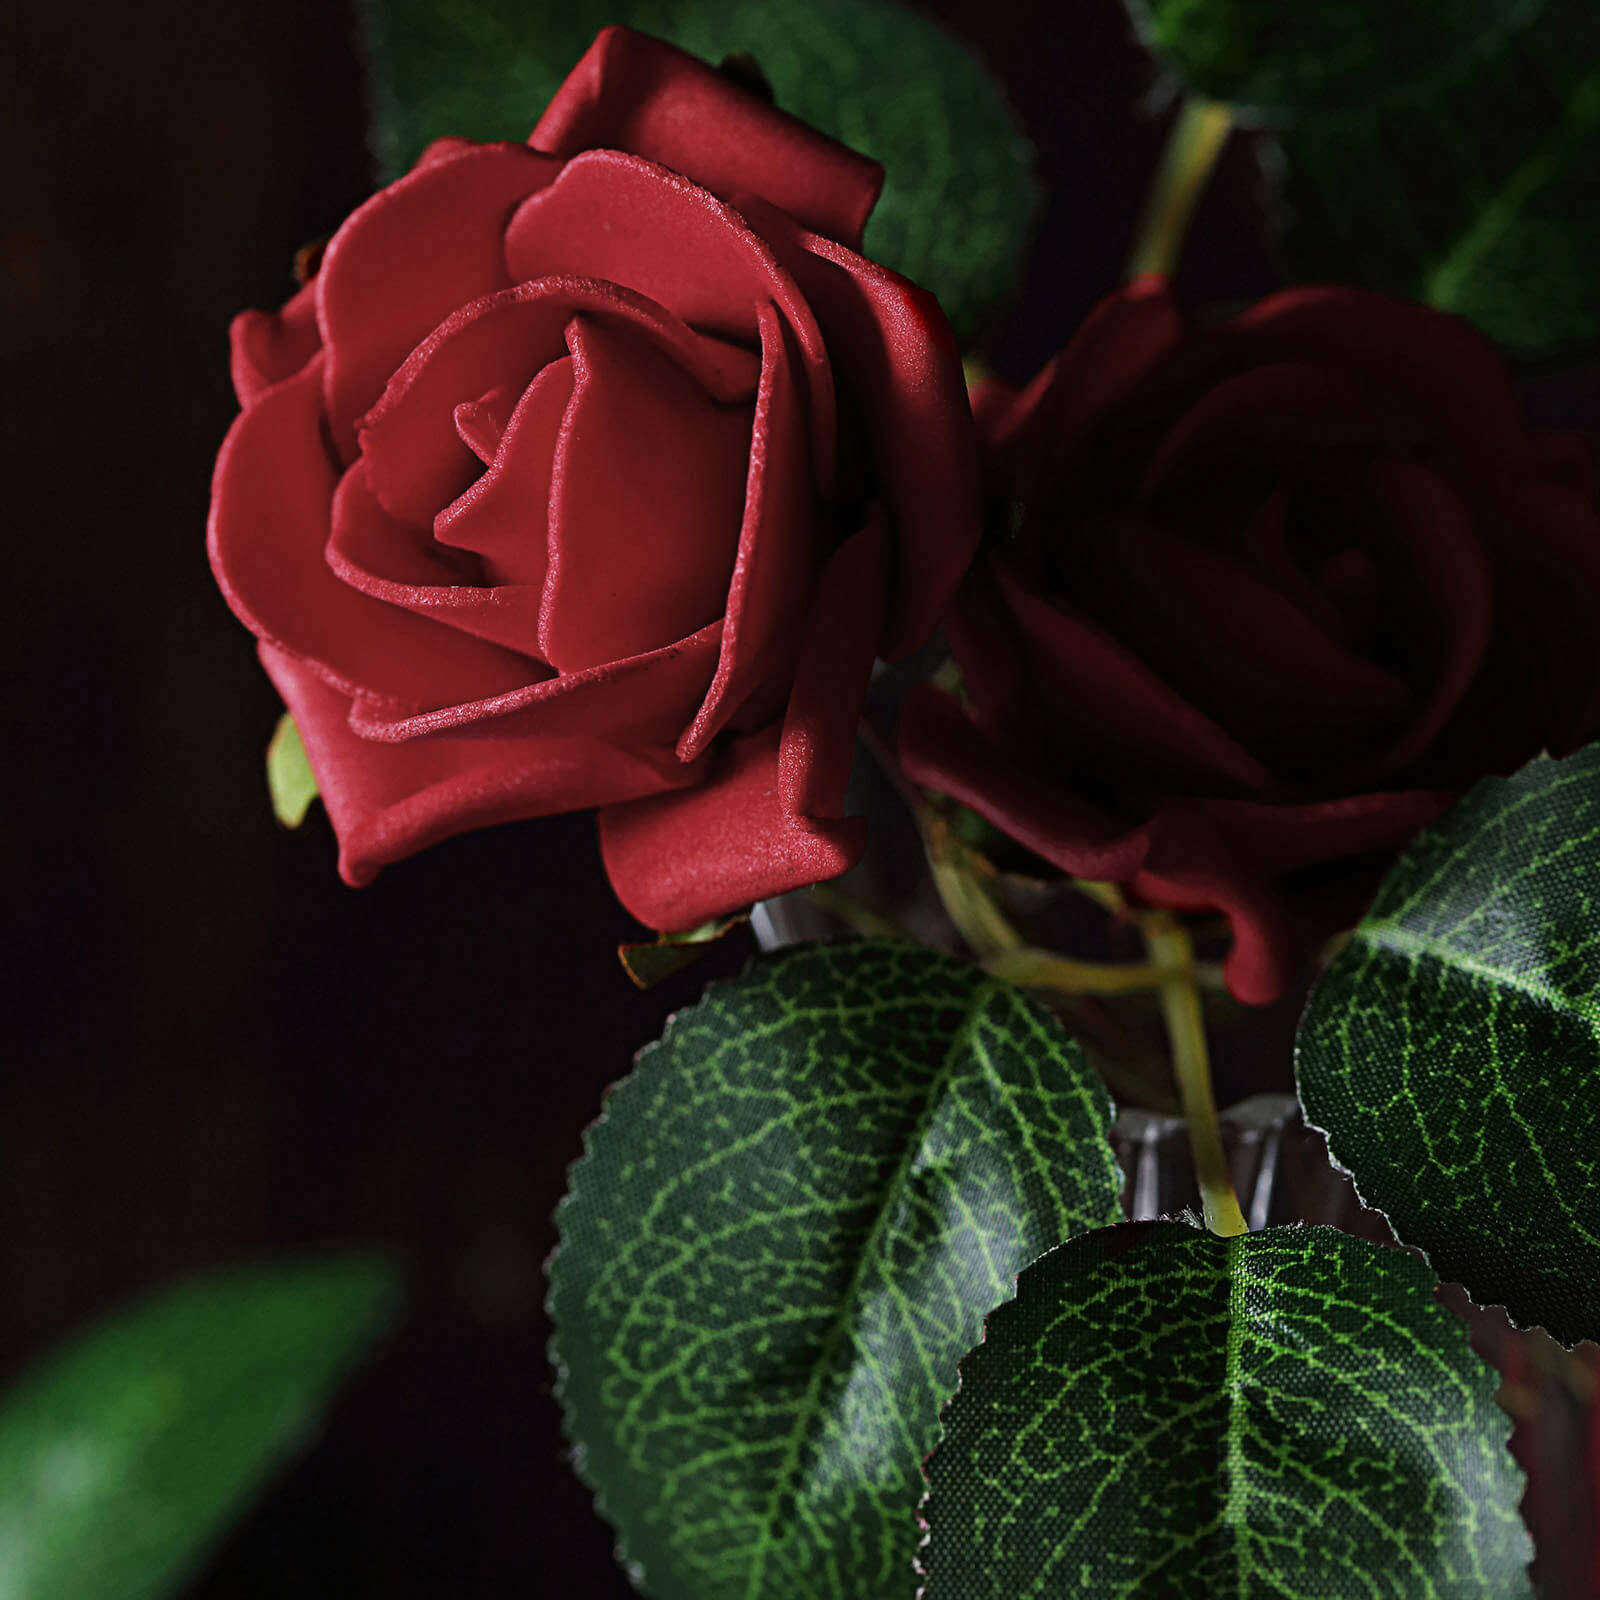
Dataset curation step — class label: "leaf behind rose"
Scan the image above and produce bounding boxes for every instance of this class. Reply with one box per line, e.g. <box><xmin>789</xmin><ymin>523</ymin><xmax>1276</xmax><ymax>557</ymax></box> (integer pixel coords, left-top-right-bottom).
<box><xmin>1123</xmin><ymin>0</ymin><xmax>1600</xmax><ymax>358</ymax></box>
<box><xmin>360</xmin><ymin>0</ymin><xmax>1036</xmax><ymax>340</ymax></box>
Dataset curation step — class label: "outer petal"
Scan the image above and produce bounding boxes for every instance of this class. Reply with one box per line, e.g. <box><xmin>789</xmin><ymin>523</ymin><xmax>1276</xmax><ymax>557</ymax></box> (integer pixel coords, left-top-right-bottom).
<box><xmin>778</xmin><ymin>508</ymin><xmax>892</xmax><ymax>819</ymax></box>
<box><xmin>357</xmin><ymin>275</ymin><xmax>759</xmax><ymax>531</ymax></box>
<box><xmin>987</xmin><ymin>274</ymin><xmax>1181</xmax><ymax>497</ymax></box>
<box><xmin>733</xmin><ymin>192</ymin><xmax>980</xmax><ymax>658</ymax></box>
<box><xmin>208</xmin><ymin>358</ymin><xmax>538</xmax><ymax>711</ymax></box>
<box><xmin>326</xmin><ymin>460</ymin><xmax>548</xmax><ymax>659</ymax></box>
<box><xmin>316</xmin><ymin>140</ymin><xmax>561</xmax><ymax>458</ymax></box>
<box><xmin>229</xmin><ymin>280</ymin><xmax>320</xmax><ymax>408</ymax></box>
<box><xmin>678</xmin><ymin>301</ymin><xmax>823</xmax><ymax>761</ymax></box>
<box><xmin>540</xmin><ymin>314</ymin><xmax>752</xmax><ymax>672</ymax></box>
<box><xmin>262</xmin><ymin>643</ymin><xmax>699</xmax><ymax>887</ymax></box>
<box><xmin>530</xmin><ymin>26</ymin><xmax>883</xmax><ymax>248</ymax></box>
<box><xmin>348</xmin><ymin>621</ymin><xmax>722</xmax><ymax>748</ymax></box>
<box><xmin>598</xmin><ymin>724</ymin><xmax>867</xmax><ymax>932</ymax></box>
<box><xmin>1218</xmin><ymin>287</ymin><xmax>1528</xmax><ymax>475</ymax></box>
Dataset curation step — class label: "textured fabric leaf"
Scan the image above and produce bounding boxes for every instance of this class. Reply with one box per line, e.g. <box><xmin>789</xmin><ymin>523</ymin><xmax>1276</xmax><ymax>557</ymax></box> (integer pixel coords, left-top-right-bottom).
<box><xmin>922</xmin><ymin>1221</ymin><xmax>1531</xmax><ymax>1598</ymax></box>
<box><xmin>266</xmin><ymin>711</ymin><xmax>319</xmax><ymax>827</ymax></box>
<box><xmin>1298</xmin><ymin>745</ymin><xmax>1600</xmax><ymax>1347</ymax></box>
<box><xmin>1123</xmin><ymin>0</ymin><xmax>1536</xmax><ymax>115</ymax></box>
<box><xmin>361</xmin><ymin>0</ymin><xmax>1035</xmax><ymax>340</ymax></box>
<box><xmin>549</xmin><ymin>941</ymin><xmax>1121</xmax><ymax>1600</ymax></box>
<box><xmin>0</xmin><ymin>1256</ymin><xmax>398</xmax><ymax>1600</ymax></box>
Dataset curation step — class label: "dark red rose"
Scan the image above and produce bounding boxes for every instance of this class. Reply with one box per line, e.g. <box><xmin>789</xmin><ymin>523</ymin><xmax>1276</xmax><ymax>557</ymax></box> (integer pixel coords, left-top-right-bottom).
<box><xmin>900</xmin><ymin>276</ymin><xmax>1600</xmax><ymax>1003</ymax></box>
<box><xmin>209</xmin><ymin>26</ymin><xmax>978</xmax><ymax>929</ymax></box>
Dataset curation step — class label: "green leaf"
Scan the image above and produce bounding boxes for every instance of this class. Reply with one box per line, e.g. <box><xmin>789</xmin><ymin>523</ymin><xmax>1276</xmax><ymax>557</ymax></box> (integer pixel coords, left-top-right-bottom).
<box><xmin>0</xmin><ymin>1256</ymin><xmax>399</xmax><ymax>1600</ymax></box>
<box><xmin>361</xmin><ymin>0</ymin><xmax>1036</xmax><ymax>339</ymax></box>
<box><xmin>549</xmin><ymin>940</ymin><xmax>1121</xmax><ymax>1600</ymax></box>
<box><xmin>1297</xmin><ymin>744</ymin><xmax>1600</xmax><ymax>1348</ymax></box>
<box><xmin>1126</xmin><ymin>0</ymin><xmax>1600</xmax><ymax>357</ymax></box>
<box><xmin>617</xmin><ymin>913</ymin><xmax>749</xmax><ymax>988</ymax></box>
<box><xmin>266</xmin><ymin>712</ymin><xmax>318</xmax><ymax>828</ymax></box>
<box><xmin>1123</xmin><ymin>0</ymin><xmax>1539</xmax><ymax>117</ymax></box>
<box><xmin>922</xmin><ymin>1221</ymin><xmax>1531</xmax><ymax>1598</ymax></box>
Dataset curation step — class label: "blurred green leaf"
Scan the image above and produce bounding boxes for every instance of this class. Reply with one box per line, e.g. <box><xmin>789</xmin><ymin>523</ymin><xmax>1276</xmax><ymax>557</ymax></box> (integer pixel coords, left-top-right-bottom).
<box><xmin>1125</xmin><ymin>0</ymin><xmax>1600</xmax><ymax>357</ymax></box>
<box><xmin>266</xmin><ymin>712</ymin><xmax>318</xmax><ymax>828</ymax></box>
<box><xmin>0</xmin><ymin>1256</ymin><xmax>399</xmax><ymax>1600</ymax></box>
<box><xmin>361</xmin><ymin>0</ymin><xmax>1036</xmax><ymax>339</ymax></box>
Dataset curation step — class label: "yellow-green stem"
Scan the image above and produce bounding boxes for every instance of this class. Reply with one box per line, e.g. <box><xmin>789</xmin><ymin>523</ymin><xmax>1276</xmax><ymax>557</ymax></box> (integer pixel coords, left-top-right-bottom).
<box><xmin>985</xmin><ymin>946</ymin><xmax>1224</xmax><ymax>997</ymax></box>
<box><xmin>1143</xmin><ymin>912</ymin><xmax>1248</xmax><ymax>1237</ymax></box>
<box><xmin>1125</xmin><ymin>96</ymin><xmax>1235</xmax><ymax>281</ymax></box>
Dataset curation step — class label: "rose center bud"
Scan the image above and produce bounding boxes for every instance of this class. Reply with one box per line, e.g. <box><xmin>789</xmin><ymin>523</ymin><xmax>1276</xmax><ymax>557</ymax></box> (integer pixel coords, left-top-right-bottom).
<box><xmin>436</xmin><ymin>312</ymin><xmax>760</xmax><ymax>676</ymax></box>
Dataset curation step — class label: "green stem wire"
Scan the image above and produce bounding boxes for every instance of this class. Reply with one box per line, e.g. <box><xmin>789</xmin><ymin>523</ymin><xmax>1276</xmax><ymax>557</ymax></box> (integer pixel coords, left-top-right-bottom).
<box><xmin>1144</xmin><ymin>912</ymin><xmax>1249</xmax><ymax>1237</ymax></box>
<box><xmin>1125</xmin><ymin>96</ymin><xmax>1235</xmax><ymax>280</ymax></box>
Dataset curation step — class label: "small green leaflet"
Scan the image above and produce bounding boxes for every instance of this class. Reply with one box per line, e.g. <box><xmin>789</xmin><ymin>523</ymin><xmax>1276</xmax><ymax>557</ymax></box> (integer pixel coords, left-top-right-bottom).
<box><xmin>361</xmin><ymin>0</ymin><xmax>1036</xmax><ymax>340</ymax></box>
<box><xmin>550</xmin><ymin>941</ymin><xmax>1121</xmax><ymax>1600</ymax></box>
<box><xmin>1298</xmin><ymin>744</ymin><xmax>1600</xmax><ymax>1348</ymax></box>
<box><xmin>922</xmin><ymin>1222</ymin><xmax>1531</xmax><ymax>1599</ymax></box>
<box><xmin>617</xmin><ymin>913</ymin><xmax>749</xmax><ymax>988</ymax></box>
<box><xmin>1125</xmin><ymin>0</ymin><xmax>1600</xmax><ymax>357</ymax></box>
<box><xmin>266</xmin><ymin>711</ymin><xmax>318</xmax><ymax>827</ymax></box>
<box><xmin>0</xmin><ymin>1255</ymin><xmax>398</xmax><ymax>1600</ymax></box>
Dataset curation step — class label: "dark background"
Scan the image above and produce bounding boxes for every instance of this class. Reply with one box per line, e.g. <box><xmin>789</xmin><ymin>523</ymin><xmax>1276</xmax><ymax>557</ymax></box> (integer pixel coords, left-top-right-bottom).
<box><xmin>4</xmin><ymin>0</ymin><xmax>1587</xmax><ymax>1594</ymax></box>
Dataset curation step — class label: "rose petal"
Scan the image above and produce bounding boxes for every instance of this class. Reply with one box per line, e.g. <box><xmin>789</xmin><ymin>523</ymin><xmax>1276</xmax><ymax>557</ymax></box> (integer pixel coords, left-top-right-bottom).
<box><xmin>453</xmin><ymin>382</ymin><xmax>521</xmax><ymax>465</ymax></box>
<box><xmin>434</xmin><ymin>358</ymin><xmax>574</xmax><ymax>590</ymax></box>
<box><xmin>229</xmin><ymin>280</ymin><xmax>320</xmax><ymax>408</ymax></box>
<box><xmin>347</xmin><ymin>619</ymin><xmax>723</xmax><ymax>748</ymax></box>
<box><xmin>987</xmin><ymin>554</ymin><xmax>1277</xmax><ymax>797</ymax></box>
<box><xmin>539</xmin><ymin>314</ymin><xmax>753</xmax><ymax>672</ymax></box>
<box><xmin>986</xmin><ymin>274</ymin><xmax>1181</xmax><ymax>497</ymax></box>
<box><xmin>778</xmin><ymin>507</ymin><xmax>891</xmax><ymax>819</ymax></box>
<box><xmin>261</xmin><ymin>643</ymin><xmax>698</xmax><ymax>887</ymax></box>
<box><xmin>1071</xmin><ymin>517</ymin><xmax>1412</xmax><ymax>767</ymax></box>
<box><xmin>898</xmin><ymin>685</ymin><xmax>1301</xmax><ymax>1003</ymax></box>
<box><xmin>678</xmin><ymin>302</ymin><xmax>823</xmax><ymax>761</ymax></box>
<box><xmin>326</xmin><ymin>460</ymin><xmax>549</xmax><ymax>659</ymax></box>
<box><xmin>1136</xmin><ymin>362</ymin><xmax>1405</xmax><ymax>509</ymax></box>
<box><xmin>316</xmin><ymin>139</ymin><xmax>560</xmax><ymax>459</ymax></box>
<box><xmin>1222</xmin><ymin>287</ymin><xmax>1528</xmax><ymax>473</ymax></box>
<box><xmin>1192</xmin><ymin>790</ymin><xmax>1455</xmax><ymax>876</ymax></box>
<box><xmin>357</xmin><ymin>276</ymin><xmax>759</xmax><ymax>530</ymax></box>
<box><xmin>504</xmin><ymin>151</ymin><xmax>831</xmax><ymax>486</ymax></box>
<box><xmin>529</xmin><ymin>26</ymin><xmax>883</xmax><ymax>248</ymax></box>
<box><xmin>598</xmin><ymin>724</ymin><xmax>867</xmax><ymax>932</ymax></box>
<box><xmin>1355</xmin><ymin>460</ymin><xmax>1496</xmax><ymax>776</ymax></box>
<box><xmin>208</xmin><ymin>358</ymin><xmax>537</xmax><ymax>710</ymax></box>
<box><xmin>733</xmin><ymin>192</ymin><xmax>979</xmax><ymax>658</ymax></box>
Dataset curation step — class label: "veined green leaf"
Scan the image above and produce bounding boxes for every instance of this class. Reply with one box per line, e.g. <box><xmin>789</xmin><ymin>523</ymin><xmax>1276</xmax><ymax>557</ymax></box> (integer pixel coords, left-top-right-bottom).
<box><xmin>1297</xmin><ymin>744</ymin><xmax>1600</xmax><ymax>1347</ymax></box>
<box><xmin>361</xmin><ymin>0</ymin><xmax>1036</xmax><ymax>339</ymax></box>
<box><xmin>922</xmin><ymin>1222</ymin><xmax>1531</xmax><ymax>1598</ymax></box>
<box><xmin>550</xmin><ymin>941</ymin><xmax>1121</xmax><ymax>1600</ymax></box>
<box><xmin>266</xmin><ymin>711</ymin><xmax>318</xmax><ymax>828</ymax></box>
<box><xmin>0</xmin><ymin>1256</ymin><xmax>398</xmax><ymax>1600</ymax></box>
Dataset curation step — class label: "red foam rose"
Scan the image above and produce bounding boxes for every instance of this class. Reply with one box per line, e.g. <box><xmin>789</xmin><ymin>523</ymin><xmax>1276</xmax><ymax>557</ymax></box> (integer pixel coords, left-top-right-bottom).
<box><xmin>209</xmin><ymin>26</ymin><xmax>979</xmax><ymax>927</ymax></box>
<box><xmin>901</xmin><ymin>276</ymin><xmax>1600</xmax><ymax>1003</ymax></box>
